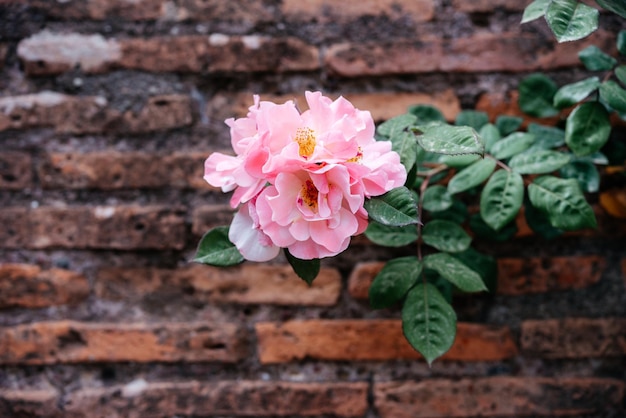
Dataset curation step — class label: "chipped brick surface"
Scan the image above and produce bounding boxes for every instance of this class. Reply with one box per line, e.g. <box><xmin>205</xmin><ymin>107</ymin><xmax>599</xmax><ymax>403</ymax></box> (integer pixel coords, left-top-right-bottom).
<box><xmin>0</xmin><ymin>321</ymin><xmax>246</xmax><ymax>364</ymax></box>
<box><xmin>0</xmin><ymin>264</ymin><xmax>89</xmax><ymax>309</ymax></box>
<box><xmin>256</xmin><ymin>320</ymin><xmax>517</xmax><ymax>363</ymax></box>
<box><xmin>375</xmin><ymin>377</ymin><xmax>625</xmax><ymax>418</ymax></box>
<box><xmin>63</xmin><ymin>381</ymin><xmax>368</xmax><ymax>418</ymax></box>
<box><xmin>96</xmin><ymin>264</ymin><xmax>341</xmax><ymax>306</ymax></box>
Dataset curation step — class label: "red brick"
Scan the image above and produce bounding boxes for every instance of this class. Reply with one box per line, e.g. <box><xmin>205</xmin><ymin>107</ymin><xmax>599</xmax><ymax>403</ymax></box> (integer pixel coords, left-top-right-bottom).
<box><xmin>0</xmin><ymin>205</ymin><xmax>186</xmax><ymax>250</ymax></box>
<box><xmin>347</xmin><ymin>261</ymin><xmax>384</xmax><ymax>300</ymax></box>
<box><xmin>325</xmin><ymin>31</ymin><xmax>615</xmax><ymax>77</ymax></box>
<box><xmin>29</xmin><ymin>0</ymin><xmax>273</xmax><ymax>23</ymax></box>
<box><xmin>214</xmin><ymin>90</ymin><xmax>461</xmax><ymax>123</ymax></box>
<box><xmin>476</xmin><ymin>90</ymin><xmax>563</xmax><ymax>127</ymax></box>
<box><xmin>120</xmin><ymin>35</ymin><xmax>319</xmax><ymax>73</ymax></box>
<box><xmin>192</xmin><ymin>204</ymin><xmax>236</xmax><ymax>236</ymax></box>
<box><xmin>451</xmin><ymin>0</ymin><xmax>524</xmax><ymax>12</ymax></box>
<box><xmin>0</xmin><ymin>92</ymin><xmax>192</xmax><ymax>134</ymax></box>
<box><xmin>0</xmin><ymin>388</ymin><xmax>60</xmax><ymax>418</ymax></box>
<box><xmin>18</xmin><ymin>32</ymin><xmax>319</xmax><ymax>75</ymax></box>
<box><xmin>497</xmin><ymin>256</ymin><xmax>606</xmax><ymax>295</ymax></box>
<box><xmin>0</xmin><ymin>151</ymin><xmax>32</xmax><ymax>190</ymax></box>
<box><xmin>63</xmin><ymin>380</ymin><xmax>367</xmax><ymax>418</ymax></box>
<box><xmin>282</xmin><ymin>0</ymin><xmax>434</xmax><ymax>22</ymax></box>
<box><xmin>375</xmin><ymin>377</ymin><xmax>625</xmax><ymax>418</ymax></box>
<box><xmin>96</xmin><ymin>263</ymin><xmax>342</xmax><ymax>306</ymax></box>
<box><xmin>256</xmin><ymin>319</ymin><xmax>517</xmax><ymax>363</ymax></box>
<box><xmin>0</xmin><ymin>320</ymin><xmax>245</xmax><ymax>364</ymax></box>
<box><xmin>521</xmin><ymin>318</ymin><xmax>626</xmax><ymax>358</ymax></box>
<box><xmin>39</xmin><ymin>151</ymin><xmax>211</xmax><ymax>190</ymax></box>
<box><xmin>0</xmin><ymin>264</ymin><xmax>89</xmax><ymax>309</ymax></box>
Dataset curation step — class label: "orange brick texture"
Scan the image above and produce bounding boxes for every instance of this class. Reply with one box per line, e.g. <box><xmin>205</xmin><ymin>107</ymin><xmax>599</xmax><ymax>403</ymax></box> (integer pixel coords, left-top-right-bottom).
<box><xmin>0</xmin><ymin>0</ymin><xmax>624</xmax><ymax>417</ymax></box>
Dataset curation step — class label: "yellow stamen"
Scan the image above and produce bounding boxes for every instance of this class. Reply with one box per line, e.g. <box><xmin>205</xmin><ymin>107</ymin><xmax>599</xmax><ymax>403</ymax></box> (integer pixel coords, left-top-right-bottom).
<box><xmin>347</xmin><ymin>147</ymin><xmax>363</xmax><ymax>163</ymax></box>
<box><xmin>295</xmin><ymin>127</ymin><xmax>316</xmax><ymax>158</ymax></box>
<box><xmin>298</xmin><ymin>180</ymin><xmax>319</xmax><ymax>211</ymax></box>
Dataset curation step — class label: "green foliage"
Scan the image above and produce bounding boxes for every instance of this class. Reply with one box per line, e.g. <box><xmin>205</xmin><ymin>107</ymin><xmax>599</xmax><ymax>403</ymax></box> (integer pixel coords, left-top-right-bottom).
<box><xmin>447</xmin><ymin>157</ymin><xmax>496</xmax><ymax>194</ymax></box>
<box><xmin>545</xmin><ymin>0</ymin><xmax>599</xmax><ymax>42</ymax></box>
<box><xmin>285</xmin><ymin>250</ymin><xmax>320</xmax><ymax>286</ymax></box>
<box><xmin>509</xmin><ymin>150</ymin><xmax>571</xmax><ymax>174</ymax></box>
<box><xmin>565</xmin><ymin>101</ymin><xmax>611</xmax><ymax>156</ymax></box>
<box><xmin>518</xmin><ymin>74</ymin><xmax>559</xmax><ymax>117</ymax></box>
<box><xmin>422</xmin><ymin>185</ymin><xmax>453</xmax><ymax>212</ymax></box>
<box><xmin>364</xmin><ymin>222</ymin><xmax>418</xmax><ymax>247</ymax></box>
<box><xmin>423</xmin><ymin>253</ymin><xmax>487</xmax><ymax>293</ymax></box>
<box><xmin>553</xmin><ymin>77</ymin><xmax>600</xmax><ymax>108</ymax></box>
<box><xmin>369</xmin><ymin>256</ymin><xmax>422</xmax><ymax>309</ymax></box>
<box><xmin>193</xmin><ymin>226</ymin><xmax>244</xmax><ymax>266</ymax></box>
<box><xmin>480</xmin><ymin>169</ymin><xmax>524</xmax><ymax>231</ymax></box>
<box><xmin>364</xmin><ymin>187</ymin><xmax>419</xmax><ymax>226</ymax></box>
<box><xmin>402</xmin><ymin>283</ymin><xmax>456</xmax><ymax>366</ymax></box>
<box><xmin>579</xmin><ymin>46</ymin><xmax>617</xmax><ymax>71</ymax></box>
<box><xmin>415</xmin><ymin>124</ymin><xmax>484</xmax><ymax>156</ymax></box>
<box><xmin>422</xmin><ymin>220</ymin><xmax>471</xmax><ymax>253</ymax></box>
<box><xmin>595</xmin><ymin>0</ymin><xmax>626</xmax><ymax>19</ymax></box>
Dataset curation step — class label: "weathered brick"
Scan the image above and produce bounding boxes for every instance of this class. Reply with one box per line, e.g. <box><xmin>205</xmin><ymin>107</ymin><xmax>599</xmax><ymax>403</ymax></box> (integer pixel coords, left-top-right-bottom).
<box><xmin>63</xmin><ymin>380</ymin><xmax>367</xmax><ymax>418</ymax></box>
<box><xmin>256</xmin><ymin>319</ymin><xmax>517</xmax><ymax>363</ymax></box>
<box><xmin>325</xmin><ymin>31</ymin><xmax>615</xmax><ymax>76</ymax></box>
<box><xmin>96</xmin><ymin>263</ymin><xmax>341</xmax><ymax>306</ymax></box>
<box><xmin>30</xmin><ymin>0</ymin><xmax>274</xmax><ymax>24</ymax></box>
<box><xmin>497</xmin><ymin>256</ymin><xmax>605</xmax><ymax>295</ymax></box>
<box><xmin>192</xmin><ymin>204</ymin><xmax>235</xmax><ymax>236</ymax></box>
<box><xmin>214</xmin><ymin>90</ymin><xmax>461</xmax><ymax>123</ymax></box>
<box><xmin>39</xmin><ymin>151</ymin><xmax>210</xmax><ymax>190</ymax></box>
<box><xmin>282</xmin><ymin>0</ymin><xmax>435</xmax><ymax>22</ymax></box>
<box><xmin>0</xmin><ymin>205</ymin><xmax>186</xmax><ymax>250</ymax></box>
<box><xmin>0</xmin><ymin>388</ymin><xmax>60</xmax><ymax>418</ymax></box>
<box><xmin>120</xmin><ymin>35</ymin><xmax>319</xmax><ymax>73</ymax></box>
<box><xmin>347</xmin><ymin>261</ymin><xmax>383</xmax><ymax>300</ymax></box>
<box><xmin>19</xmin><ymin>31</ymin><xmax>319</xmax><ymax>75</ymax></box>
<box><xmin>476</xmin><ymin>90</ymin><xmax>562</xmax><ymax>127</ymax></box>
<box><xmin>0</xmin><ymin>92</ymin><xmax>192</xmax><ymax>134</ymax></box>
<box><xmin>0</xmin><ymin>151</ymin><xmax>32</xmax><ymax>190</ymax></box>
<box><xmin>521</xmin><ymin>318</ymin><xmax>626</xmax><ymax>358</ymax></box>
<box><xmin>374</xmin><ymin>377</ymin><xmax>625</xmax><ymax>418</ymax></box>
<box><xmin>0</xmin><ymin>320</ymin><xmax>246</xmax><ymax>364</ymax></box>
<box><xmin>451</xmin><ymin>0</ymin><xmax>524</xmax><ymax>12</ymax></box>
<box><xmin>0</xmin><ymin>264</ymin><xmax>89</xmax><ymax>309</ymax></box>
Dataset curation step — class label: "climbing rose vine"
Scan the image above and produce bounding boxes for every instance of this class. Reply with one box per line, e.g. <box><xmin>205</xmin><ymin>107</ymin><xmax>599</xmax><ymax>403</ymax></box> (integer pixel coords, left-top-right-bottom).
<box><xmin>203</xmin><ymin>91</ymin><xmax>407</xmax><ymax>262</ymax></box>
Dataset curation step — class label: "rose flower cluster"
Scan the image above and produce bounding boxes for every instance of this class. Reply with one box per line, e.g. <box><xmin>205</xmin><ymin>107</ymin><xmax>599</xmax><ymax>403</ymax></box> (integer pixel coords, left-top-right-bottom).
<box><xmin>204</xmin><ymin>91</ymin><xmax>407</xmax><ymax>261</ymax></box>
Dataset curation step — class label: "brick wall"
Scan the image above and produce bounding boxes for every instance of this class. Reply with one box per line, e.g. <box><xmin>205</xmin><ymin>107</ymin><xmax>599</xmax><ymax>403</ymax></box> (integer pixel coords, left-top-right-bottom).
<box><xmin>1</xmin><ymin>1</ymin><xmax>625</xmax><ymax>417</ymax></box>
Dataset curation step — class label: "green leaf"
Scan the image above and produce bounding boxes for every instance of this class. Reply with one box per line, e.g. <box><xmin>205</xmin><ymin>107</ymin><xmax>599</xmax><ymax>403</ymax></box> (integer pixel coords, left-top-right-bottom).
<box><xmin>452</xmin><ymin>248</ymin><xmax>498</xmax><ymax>294</ymax></box>
<box><xmin>448</xmin><ymin>157</ymin><xmax>497</xmax><ymax>195</ymax></box>
<box><xmin>408</xmin><ymin>105</ymin><xmax>447</xmax><ymax>124</ymax></box>
<box><xmin>437</xmin><ymin>154</ymin><xmax>480</xmax><ymax>168</ymax></box>
<box><xmin>422</xmin><ymin>185</ymin><xmax>453</xmax><ymax>212</ymax></box>
<box><xmin>455</xmin><ymin>110</ymin><xmax>489</xmax><ymax>130</ymax></box>
<box><xmin>524</xmin><ymin>197</ymin><xmax>564</xmax><ymax>239</ymax></box>
<box><xmin>285</xmin><ymin>250</ymin><xmax>320</xmax><ymax>285</ymax></box>
<box><xmin>402</xmin><ymin>283</ymin><xmax>456</xmax><ymax>366</ymax></box>
<box><xmin>518</xmin><ymin>73</ymin><xmax>559</xmax><ymax>117</ymax></box>
<box><xmin>480</xmin><ymin>170</ymin><xmax>524</xmax><ymax>231</ymax></box>
<box><xmin>578</xmin><ymin>45</ymin><xmax>618</xmax><ymax>71</ymax></box>
<box><xmin>618</xmin><ymin>30</ymin><xmax>626</xmax><ymax>55</ymax></box>
<box><xmin>422</xmin><ymin>220</ymin><xmax>472</xmax><ymax>253</ymax></box>
<box><xmin>522</xmin><ymin>0</ymin><xmax>551</xmax><ymax>23</ymax></box>
<box><xmin>415</xmin><ymin>124</ymin><xmax>484</xmax><ymax>156</ymax></box>
<box><xmin>616</xmin><ymin>66</ymin><xmax>626</xmax><ymax>85</ymax></box>
<box><xmin>553</xmin><ymin>77</ymin><xmax>601</xmax><ymax>109</ymax></box>
<box><xmin>369</xmin><ymin>256</ymin><xmax>422</xmax><ymax>309</ymax></box>
<box><xmin>479</xmin><ymin>123</ymin><xmax>502</xmax><ymax>153</ymax></box>
<box><xmin>559</xmin><ymin>160</ymin><xmax>600</xmax><ymax>193</ymax></box>
<box><xmin>490</xmin><ymin>132</ymin><xmax>536</xmax><ymax>160</ymax></box>
<box><xmin>391</xmin><ymin>131</ymin><xmax>419</xmax><ymax>172</ymax></box>
<box><xmin>424</xmin><ymin>253</ymin><xmax>487</xmax><ymax>293</ymax></box>
<box><xmin>469</xmin><ymin>213</ymin><xmax>518</xmax><ymax>241</ymax></box>
<box><xmin>495</xmin><ymin>115</ymin><xmax>523</xmax><ymax>136</ymax></box>
<box><xmin>528</xmin><ymin>175</ymin><xmax>597</xmax><ymax>230</ymax></box>
<box><xmin>527</xmin><ymin>123</ymin><xmax>566</xmax><ymax>149</ymax></box>
<box><xmin>429</xmin><ymin>199</ymin><xmax>469</xmax><ymax>224</ymax></box>
<box><xmin>600</xmin><ymin>80</ymin><xmax>626</xmax><ymax>113</ymax></box>
<box><xmin>546</xmin><ymin>0</ymin><xmax>599</xmax><ymax>42</ymax></box>
<box><xmin>193</xmin><ymin>226</ymin><xmax>244</xmax><ymax>267</ymax></box>
<box><xmin>364</xmin><ymin>187</ymin><xmax>419</xmax><ymax>226</ymax></box>
<box><xmin>595</xmin><ymin>0</ymin><xmax>626</xmax><ymax>19</ymax></box>
<box><xmin>565</xmin><ymin>101</ymin><xmax>611</xmax><ymax>156</ymax></box>
<box><xmin>365</xmin><ymin>221</ymin><xmax>418</xmax><ymax>247</ymax></box>
<box><xmin>509</xmin><ymin>150</ymin><xmax>571</xmax><ymax>174</ymax></box>
<box><xmin>377</xmin><ymin>114</ymin><xmax>417</xmax><ymax>138</ymax></box>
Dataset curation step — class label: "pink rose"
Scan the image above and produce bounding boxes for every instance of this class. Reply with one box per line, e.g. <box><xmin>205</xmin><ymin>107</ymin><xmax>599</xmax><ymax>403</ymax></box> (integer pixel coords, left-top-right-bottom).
<box><xmin>203</xmin><ymin>91</ymin><xmax>407</xmax><ymax>260</ymax></box>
